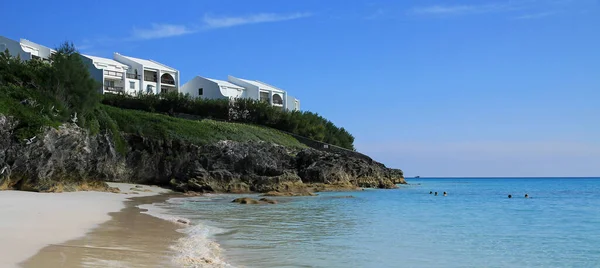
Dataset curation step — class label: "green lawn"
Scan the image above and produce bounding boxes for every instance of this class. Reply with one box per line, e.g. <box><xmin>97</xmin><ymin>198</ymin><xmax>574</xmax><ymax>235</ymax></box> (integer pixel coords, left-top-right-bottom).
<box><xmin>101</xmin><ymin>105</ymin><xmax>304</xmax><ymax>148</ymax></box>
<box><xmin>0</xmin><ymin>86</ymin><xmax>304</xmax><ymax>149</ymax></box>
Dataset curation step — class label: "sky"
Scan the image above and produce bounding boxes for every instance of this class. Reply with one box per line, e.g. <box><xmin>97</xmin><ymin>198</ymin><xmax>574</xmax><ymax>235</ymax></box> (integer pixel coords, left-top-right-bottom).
<box><xmin>1</xmin><ymin>0</ymin><xmax>599</xmax><ymax>177</ymax></box>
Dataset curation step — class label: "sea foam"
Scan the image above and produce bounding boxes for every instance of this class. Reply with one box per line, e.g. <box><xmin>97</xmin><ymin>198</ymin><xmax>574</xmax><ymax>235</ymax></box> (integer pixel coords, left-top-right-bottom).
<box><xmin>138</xmin><ymin>201</ymin><xmax>235</xmax><ymax>268</ymax></box>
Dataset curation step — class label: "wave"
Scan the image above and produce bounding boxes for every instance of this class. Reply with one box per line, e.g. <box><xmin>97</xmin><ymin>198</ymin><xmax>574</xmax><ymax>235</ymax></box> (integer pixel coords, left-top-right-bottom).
<box><xmin>138</xmin><ymin>201</ymin><xmax>236</xmax><ymax>268</ymax></box>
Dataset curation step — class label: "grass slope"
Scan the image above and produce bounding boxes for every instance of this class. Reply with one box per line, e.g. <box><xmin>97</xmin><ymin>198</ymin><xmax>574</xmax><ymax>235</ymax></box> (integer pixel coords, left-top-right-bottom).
<box><xmin>101</xmin><ymin>105</ymin><xmax>304</xmax><ymax>148</ymax></box>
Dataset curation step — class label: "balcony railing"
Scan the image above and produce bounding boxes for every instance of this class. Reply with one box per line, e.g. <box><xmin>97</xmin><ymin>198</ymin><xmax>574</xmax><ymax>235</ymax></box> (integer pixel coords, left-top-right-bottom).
<box><xmin>161</xmin><ymin>77</ymin><xmax>175</xmax><ymax>85</ymax></box>
<box><xmin>144</xmin><ymin>76</ymin><xmax>157</xmax><ymax>82</ymax></box>
<box><xmin>104</xmin><ymin>70</ymin><xmax>123</xmax><ymax>78</ymax></box>
<box><xmin>126</xmin><ymin>73</ymin><xmax>140</xmax><ymax>79</ymax></box>
<box><xmin>104</xmin><ymin>86</ymin><xmax>124</xmax><ymax>92</ymax></box>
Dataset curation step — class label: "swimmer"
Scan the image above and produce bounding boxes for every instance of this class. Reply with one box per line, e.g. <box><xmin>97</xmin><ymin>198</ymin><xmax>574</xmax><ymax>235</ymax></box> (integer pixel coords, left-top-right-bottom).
<box><xmin>434</xmin><ymin>192</ymin><xmax>438</xmax><ymax>196</ymax></box>
<box><xmin>525</xmin><ymin>194</ymin><xmax>529</xmax><ymax>198</ymax></box>
<box><xmin>508</xmin><ymin>194</ymin><xmax>512</xmax><ymax>198</ymax></box>
<box><xmin>443</xmin><ymin>192</ymin><xmax>447</xmax><ymax>196</ymax></box>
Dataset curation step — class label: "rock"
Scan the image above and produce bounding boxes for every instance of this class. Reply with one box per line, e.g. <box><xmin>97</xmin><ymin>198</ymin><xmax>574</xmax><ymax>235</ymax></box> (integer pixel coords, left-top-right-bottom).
<box><xmin>183</xmin><ymin>191</ymin><xmax>202</xmax><ymax>196</ymax></box>
<box><xmin>259</xmin><ymin>198</ymin><xmax>278</xmax><ymax>204</ymax></box>
<box><xmin>176</xmin><ymin>218</ymin><xmax>190</xmax><ymax>225</ymax></box>
<box><xmin>0</xmin><ymin>114</ymin><xmax>404</xmax><ymax>193</ymax></box>
<box><xmin>330</xmin><ymin>195</ymin><xmax>355</xmax><ymax>199</ymax></box>
<box><xmin>232</xmin><ymin>197</ymin><xmax>260</xmax><ymax>204</ymax></box>
<box><xmin>262</xmin><ymin>191</ymin><xmax>317</xmax><ymax>197</ymax></box>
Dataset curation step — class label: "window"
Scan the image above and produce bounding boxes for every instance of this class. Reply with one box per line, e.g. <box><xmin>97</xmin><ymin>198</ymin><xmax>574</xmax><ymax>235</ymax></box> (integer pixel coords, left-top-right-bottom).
<box><xmin>198</xmin><ymin>88</ymin><xmax>203</xmax><ymax>96</ymax></box>
<box><xmin>147</xmin><ymin>85</ymin><xmax>154</xmax><ymax>94</ymax></box>
<box><xmin>106</xmin><ymin>80</ymin><xmax>115</xmax><ymax>87</ymax></box>
<box><xmin>272</xmin><ymin>94</ymin><xmax>283</xmax><ymax>105</ymax></box>
<box><xmin>130</xmin><ymin>81</ymin><xmax>135</xmax><ymax>89</ymax></box>
<box><xmin>260</xmin><ymin>92</ymin><xmax>270</xmax><ymax>103</ymax></box>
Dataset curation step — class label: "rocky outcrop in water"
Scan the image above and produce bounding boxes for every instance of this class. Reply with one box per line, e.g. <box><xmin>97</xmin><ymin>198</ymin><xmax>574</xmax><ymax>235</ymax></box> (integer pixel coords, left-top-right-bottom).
<box><xmin>0</xmin><ymin>115</ymin><xmax>405</xmax><ymax>193</ymax></box>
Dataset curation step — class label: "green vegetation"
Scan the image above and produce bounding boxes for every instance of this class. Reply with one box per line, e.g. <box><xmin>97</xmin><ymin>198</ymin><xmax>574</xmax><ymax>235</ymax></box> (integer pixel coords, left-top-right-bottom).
<box><xmin>102</xmin><ymin>105</ymin><xmax>303</xmax><ymax>148</ymax></box>
<box><xmin>103</xmin><ymin>92</ymin><xmax>355</xmax><ymax>150</ymax></box>
<box><xmin>0</xmin><ymin>42</ymin><xmax>350</xmax><ymax>150</ymax></box>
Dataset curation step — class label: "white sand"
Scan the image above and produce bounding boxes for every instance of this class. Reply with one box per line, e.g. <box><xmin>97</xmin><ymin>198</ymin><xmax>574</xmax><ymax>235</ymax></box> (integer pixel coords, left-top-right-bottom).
<box><xmin>0</xmin><ymin>183</ymin><xmax>171</xmax><ymax>268</ymax></box>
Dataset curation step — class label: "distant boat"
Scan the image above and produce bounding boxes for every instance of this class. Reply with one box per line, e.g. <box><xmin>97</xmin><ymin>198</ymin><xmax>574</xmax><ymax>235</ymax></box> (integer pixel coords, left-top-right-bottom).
<box><xmin>415</xmin><ymin>176</ymin><xmax>420</xmax><ymax>178</ymax></box>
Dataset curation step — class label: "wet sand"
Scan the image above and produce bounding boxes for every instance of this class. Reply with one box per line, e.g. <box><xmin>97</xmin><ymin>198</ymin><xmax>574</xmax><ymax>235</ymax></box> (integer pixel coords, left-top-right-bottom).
<box><xmin>21</xmin><ymin>195</ymin><xmax>185</xmax><ymax>268</ymax></box>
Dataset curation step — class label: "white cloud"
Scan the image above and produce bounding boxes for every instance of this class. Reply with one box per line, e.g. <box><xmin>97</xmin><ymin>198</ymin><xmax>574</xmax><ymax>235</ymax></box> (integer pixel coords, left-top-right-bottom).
<box><xmin>514</xmin><ymin>11</ymin><xmax>557</xmax><ymax>19</ymax></box>
<box><xmin>127</xmin><ymin>12</ymin><xmax>312</xmax><ymax>40</ymax></box>
<box><xmin>411</xmin><ymin>3</ymin><xmax>516</xmax><ymax>15</ymax></box>
<box><xmin>131</xmin><ymin>23</ymin><xmax>194</xmax><ymax>40</ymax></box>
<box><xmin>202</xmin><ymin>12</ymin><xmax>312</xmax><ymax>29</ymax></box>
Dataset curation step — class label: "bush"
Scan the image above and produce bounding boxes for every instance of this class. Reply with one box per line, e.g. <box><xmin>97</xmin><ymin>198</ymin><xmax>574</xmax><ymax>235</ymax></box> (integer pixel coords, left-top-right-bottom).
<box><xmin>1</xmin><ymin>41</ymin><xmax>354</xmax><ymax>150</ymax></box>
<box><xmin>102</xmin><ymin>93</ymin><xmax>355</xmax><ymax>150</ymax></box>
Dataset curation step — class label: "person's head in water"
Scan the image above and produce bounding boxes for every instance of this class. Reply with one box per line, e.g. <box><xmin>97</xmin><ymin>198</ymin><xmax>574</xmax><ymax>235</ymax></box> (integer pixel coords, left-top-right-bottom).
<box><xmin>429</xmin><ymin>191</ymin><xmax>433</xmax><ymax>194</ymax></box>
<box><xmin>434</xmin><ymin>192</ymin><xmax>438</xmax><ymax>196</ymax></box>
<box><xmin>525</xmin><ymin>194</ymin><xmax>529</xmax><ymax>198</ymax></box>
<box><xmin>508</xmin><ymin>194</ymin><xmax>512</xmax><ymax>198</ymax></box>
<box><xmin>443</xmin><ymin>192</ymin><xmax>447</xmax><ymax>196</ymax></box>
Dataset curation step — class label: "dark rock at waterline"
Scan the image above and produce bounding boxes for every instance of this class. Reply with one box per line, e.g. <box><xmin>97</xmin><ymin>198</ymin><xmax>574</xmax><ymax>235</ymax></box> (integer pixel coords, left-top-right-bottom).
<box><xmin>259</xmin><ymin>198</ymin><xmax>278</xmax><ymax>204</ymax></box>
<box><xmin>261</xmin><ymin>190</ymin><xmax>318</xmax><ymax>197</ymax></box>
<box><xmin>232</xmin><ymin>197</ymin><xmax>260</xmax><ymax>204</ymax></box>
<box><xmin>0</xmin><ymin>115</ymin><xmax>405</xmax><ymax>193</ymax></box>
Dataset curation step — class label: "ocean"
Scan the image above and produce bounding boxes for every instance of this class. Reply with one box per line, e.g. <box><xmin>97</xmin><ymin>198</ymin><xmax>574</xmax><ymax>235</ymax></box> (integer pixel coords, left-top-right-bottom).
<box><xmin>140</xmin><ymin>178</ymin><xmax>600</xmax><ymax>268</ymax></box>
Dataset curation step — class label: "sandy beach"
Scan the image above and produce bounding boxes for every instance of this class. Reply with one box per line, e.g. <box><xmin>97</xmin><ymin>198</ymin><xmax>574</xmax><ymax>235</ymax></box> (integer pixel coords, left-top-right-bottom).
<box><xmin>0</xmin><ymin>183</ymin><xmax>177</xmax><ymax>268</ymax></box>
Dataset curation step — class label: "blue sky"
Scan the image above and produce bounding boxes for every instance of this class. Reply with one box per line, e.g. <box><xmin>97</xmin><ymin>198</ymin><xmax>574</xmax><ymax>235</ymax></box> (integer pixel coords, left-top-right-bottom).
<box><xmin>2</xmin><ymin>0</ymin><xmax>599</xmax><ymax>177</ymax></box>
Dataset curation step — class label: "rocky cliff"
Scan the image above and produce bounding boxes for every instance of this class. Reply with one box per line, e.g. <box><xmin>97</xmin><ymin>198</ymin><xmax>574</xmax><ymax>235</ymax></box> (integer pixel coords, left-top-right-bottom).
<box><xmin>0</xmin><ymin>115</ymin><xmax>405</xmax><ymax>193</ymax></box>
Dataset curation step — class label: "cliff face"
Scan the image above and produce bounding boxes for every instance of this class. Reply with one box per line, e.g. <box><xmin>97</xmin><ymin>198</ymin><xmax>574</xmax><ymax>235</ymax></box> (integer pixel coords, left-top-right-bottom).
<box><xmin>0</xmin><ymin>115</ymin><xmax>405</xmax><ymax>193</ymax></box>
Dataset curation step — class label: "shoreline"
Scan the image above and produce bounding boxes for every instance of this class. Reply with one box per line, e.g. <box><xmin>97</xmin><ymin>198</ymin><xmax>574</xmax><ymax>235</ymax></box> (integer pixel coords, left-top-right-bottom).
<box><xmin>0</xmin><ymin>183</ymin><xmax>173</xmax><ymax>268</ymax></box>
<box><xmin>21</xmin><ymin>193</ymin><xmax>185</xmax><ymax>268</ymax></box>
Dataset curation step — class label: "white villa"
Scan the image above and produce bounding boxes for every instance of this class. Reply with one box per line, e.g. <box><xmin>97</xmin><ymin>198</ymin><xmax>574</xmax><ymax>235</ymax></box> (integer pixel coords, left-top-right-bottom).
<box><xmin>0</xmin><ymin>35</ymin><xmax>55</xmax><ymax>61</ymax></box>
<box><xmin>1</xmin><ymin>35</ymin><xmax>301</xmax><ymax>110</ymax></box>
<box><xmin>181</xmin><ymin>75</ymin><xmax>301</xmax><ymax>111</ymax></box>
<box><xmin>113</xmin><ymin>53</ymin><xmax>180</xmax><ymax>95</ymax></box>
<box><xmin>180</xmin><ymin>76</ymin><xmax>245</xmax><ymax>100</ymax></box>
<box><xmin>80</xmin><ymin>54</ymin><xmax>138</xmax><ymax>94</ymax></box>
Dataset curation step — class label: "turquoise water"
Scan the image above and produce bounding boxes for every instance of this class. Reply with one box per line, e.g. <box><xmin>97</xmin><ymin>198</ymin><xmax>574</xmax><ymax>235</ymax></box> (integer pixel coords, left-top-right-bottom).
<box><xmin>146</xmin><ymin>178</ymin><xmax>600</xmax><ymax>267</ymax></box>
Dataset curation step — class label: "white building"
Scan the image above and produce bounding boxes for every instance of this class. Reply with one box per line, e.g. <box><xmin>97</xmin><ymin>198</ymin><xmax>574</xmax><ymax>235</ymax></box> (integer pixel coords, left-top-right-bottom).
<box><xmin>180</xmin><ymin>76</ymin><xmax>245</xmax><ymax>100</ymax></box>
<box><xmin>181</xmin><ymin>75</ymin><xmax>301</xmax><ymax>111</ymax></box>
<box><xmin>113</xmin><ymin>53</ymin><xmax>180</xmax><ymax>94</ymax></box>
<box><xmin>80</xmin><ymin>54</ymin><xmax>141</xmax><ymax>94</ymax></box>
<box><xmin>0</xmin><ymin>35</ymin><xmax>55</xmax><ymax>61</ymax></box>
<box><xmin>228</xmin><ymin>76</ymin><xmax>300</xmax><ymax>111</ymax></box>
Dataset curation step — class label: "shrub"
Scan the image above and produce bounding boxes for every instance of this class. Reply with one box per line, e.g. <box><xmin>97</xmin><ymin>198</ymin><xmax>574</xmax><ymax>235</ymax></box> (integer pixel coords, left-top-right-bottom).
<box><xmin>102</xmin><ymin>93</ymin><xmax>355</xmax><ymax>150</ymax></box>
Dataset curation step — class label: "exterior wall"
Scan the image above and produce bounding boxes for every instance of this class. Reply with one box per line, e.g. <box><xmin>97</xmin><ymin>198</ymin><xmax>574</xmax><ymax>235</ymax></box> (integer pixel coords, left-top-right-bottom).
<box><xmin>220</xmin><ymin>86</ymin><xmax>244</xmax><ymax>99</ymax></box>
<box><xmin>228</xmin><ymin>76</ymin><xmax>259</xmax><ymax>100</ymax></box>
<box><xmin>180</xmin><ymin>77</ymin><xmax>224</xmax><ymax>99</ymax></box>
<box><xmin>142</xmin><ymin>81</ymin><xmax>158</xmax><ymax>94</ymax></box>
<box><xmin>79</xmin><ymin>56</ymin><xmax>104</xmax><ymax>93</ymax></box>
<box><xmin>114</xmin><ymin>54</ymin><xmax>180</xmax><ymax>94</ymax></box>
<box><xmin>0</xmin><ymin>36</ymin><xmax>30</xmax><ymax>60</ymax></box>
<box><xmin>125</xmin><ymin>78</ymin><xmax>140</xmax><ymax>95</ymax></box>
<box><xmin>113</xmin><ymin>53</ymin><xmax>145</xmax><ymax>93</ymax></box>
<box><xmin>160</xmin><ymin>71</ymin><xmax>178</xmax><ymax>93</ymax></box>
<box><xmin>286</xmin><ymin>95</ymin><xmax>301</xmax><ymax>111</ymax></box>
<box><xmin>19</xmin><ymin>39</ymin><xmax>53</xmax><ymax>60</ymax></box>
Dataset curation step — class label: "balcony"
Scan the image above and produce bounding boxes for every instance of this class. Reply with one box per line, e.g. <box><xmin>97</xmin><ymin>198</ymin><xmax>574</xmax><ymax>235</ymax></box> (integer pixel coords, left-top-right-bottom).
<box><xmin>104</xmin><ymin>70</ymin><xmax>123</xmax><ymax>78</ymax></box>
<box><xmin>104</xmin><ymin>86</ymin><xmax>124</xmax><ymax>93</ymax></box>
<box><xmin>126</xmin><ymin>73</ymin><xmax>140</xmax><ymax>79</ymax></box>
<box><xmin>144</xmin><ymin>76</ymin><xmax>157</xmax><ymax>82</ymax></box>
<box><xmin>160</xmin><ymin>77</ymin><xmax>175</xmax><ymax>85</ymax></box>
<box><xmin>160</xmin><ymin>73</ymin><xmax>176</xmax><ymax>85</ymax></box>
